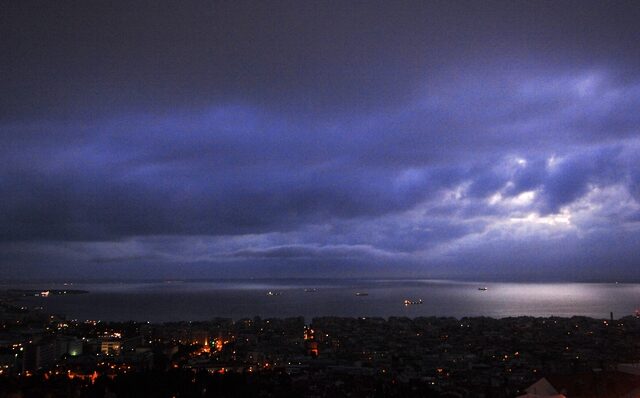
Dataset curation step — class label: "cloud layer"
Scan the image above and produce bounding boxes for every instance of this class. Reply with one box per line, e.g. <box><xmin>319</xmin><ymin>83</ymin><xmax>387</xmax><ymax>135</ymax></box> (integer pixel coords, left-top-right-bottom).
<box><xmin>1</xmin><ymin>1</ymin><xmax>640</xmax><ymax>280</ymax></box>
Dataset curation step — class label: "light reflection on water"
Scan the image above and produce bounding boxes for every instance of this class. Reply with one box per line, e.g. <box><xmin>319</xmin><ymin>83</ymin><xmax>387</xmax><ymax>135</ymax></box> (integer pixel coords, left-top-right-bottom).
<box><xmin>5</xmin><ymin>280</ymin><xmax>640</xmax><ymax>322</ymax></box>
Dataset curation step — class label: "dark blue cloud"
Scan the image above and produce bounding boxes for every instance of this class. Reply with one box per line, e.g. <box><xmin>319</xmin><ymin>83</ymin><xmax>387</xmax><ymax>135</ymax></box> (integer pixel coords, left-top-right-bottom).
<box><xmin>1</xmin><ymin>1</ymin><xmax>640</xmax><ymax>279</ymax></box>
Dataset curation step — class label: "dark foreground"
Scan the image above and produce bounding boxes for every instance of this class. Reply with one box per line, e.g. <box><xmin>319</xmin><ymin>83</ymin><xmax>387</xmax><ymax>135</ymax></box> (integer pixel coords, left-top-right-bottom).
<box><xmin>3</xmin><ymin>302</ymin><xmax>640</xmax><ymax>397</ymax></box>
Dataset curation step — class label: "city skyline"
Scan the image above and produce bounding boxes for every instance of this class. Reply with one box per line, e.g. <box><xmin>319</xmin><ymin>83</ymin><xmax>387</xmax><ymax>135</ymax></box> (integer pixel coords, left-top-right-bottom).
<box><xmin>2</xmin><ymin>1</ymin><xmax>640</xmax><ymax>281</ymax></box>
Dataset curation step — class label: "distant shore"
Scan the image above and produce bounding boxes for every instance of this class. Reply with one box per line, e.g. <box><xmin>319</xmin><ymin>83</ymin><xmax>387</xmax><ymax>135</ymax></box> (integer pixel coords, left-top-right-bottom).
<box><xmin>4</xmin><ymin>289</ymin><xmax>89</xmax><ymax>297</ymax></box>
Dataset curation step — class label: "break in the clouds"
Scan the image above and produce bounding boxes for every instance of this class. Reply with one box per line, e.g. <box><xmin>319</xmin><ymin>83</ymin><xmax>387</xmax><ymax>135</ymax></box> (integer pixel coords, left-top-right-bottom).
<box><xmin>1</xmin><ymin>1</ymin><xmax>640</xmax><ymax>280</ymax></box>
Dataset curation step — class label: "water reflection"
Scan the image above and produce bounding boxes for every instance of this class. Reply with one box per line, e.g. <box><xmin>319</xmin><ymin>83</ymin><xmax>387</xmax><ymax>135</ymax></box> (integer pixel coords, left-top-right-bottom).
<box><xmin>7</xmin><ymin>280</ymin><xmax>639</xmax><ymax>322</ymax></box>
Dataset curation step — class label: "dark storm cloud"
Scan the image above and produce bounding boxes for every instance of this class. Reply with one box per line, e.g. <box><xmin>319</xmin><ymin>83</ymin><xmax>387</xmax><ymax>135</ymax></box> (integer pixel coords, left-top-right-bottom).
<box><xmin>0</xmin><ymin>115</ymin><xmax>458</xmax><ymax>241</ymax></box>
<box><xmin>1</xmin><ymin>1</ymin><xmax>640</xmax><ymax>279</ymax></box>
<box><xmin>538</xmin><ymin>147</ymin><xmax>623</xmax><ymax>213</ymax></box>
<box><xmin>3</xmin><ymin>1</ymin><xmax>640</xmax><ymax>120</ymax></box>
<box><xmin>230</xmin><ymin>244</ymin><xmax>400</xmax><ymax>261</ymax></box>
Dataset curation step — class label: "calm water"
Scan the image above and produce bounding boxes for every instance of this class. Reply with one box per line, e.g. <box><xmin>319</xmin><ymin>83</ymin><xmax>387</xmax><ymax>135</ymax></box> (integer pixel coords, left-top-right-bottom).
<box><xmin>5</xmin><ymin>279</ymin><xmax>640</xmax><ymax>322</ymax></box>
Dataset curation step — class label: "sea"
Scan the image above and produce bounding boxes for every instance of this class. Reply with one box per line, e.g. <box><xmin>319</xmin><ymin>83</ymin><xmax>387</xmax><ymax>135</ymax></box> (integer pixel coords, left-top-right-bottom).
<box><xmin>3</xmin><ymin>279</ymin><xmax>640</xmax><ymax>322</ymax></box>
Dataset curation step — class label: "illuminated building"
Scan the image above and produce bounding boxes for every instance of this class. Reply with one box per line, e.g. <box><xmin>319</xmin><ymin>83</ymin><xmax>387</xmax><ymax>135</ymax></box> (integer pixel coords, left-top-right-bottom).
<box><xmin>304</xmin><ymin>327</ymin><xmax>314</xmax><ymax>340</ymax></box>
<box><xmin>100</xmin><ymin>340</ymin><xmax>121</xmax><ymax>355</ymax></box>
<box><xmin>202</xmin><ymin>339</ymin><xmax>211</xmax><ymax>353</ymax></box>
<box><xmin>214</xmin><ymin>338</ymin><xmax>225</xmax><ymax>352</ymax></box>
<box><xmin>306</xmin><ymin>341</ymin><xmax>319</xmax><ymax>357</ymax></box>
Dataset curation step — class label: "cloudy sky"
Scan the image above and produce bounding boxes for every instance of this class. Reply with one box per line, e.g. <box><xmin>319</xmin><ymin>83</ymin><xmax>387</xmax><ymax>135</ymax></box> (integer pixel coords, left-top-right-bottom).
<box><xmin>2</xmin><ymin>1</ymin><xmax>640</xmax><ymax>281</ymax></box>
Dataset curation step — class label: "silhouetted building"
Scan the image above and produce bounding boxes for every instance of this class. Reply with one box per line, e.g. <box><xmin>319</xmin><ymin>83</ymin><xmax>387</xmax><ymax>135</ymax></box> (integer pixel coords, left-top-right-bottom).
<box><xmin>22</xmin><ymin>340</ymin><xmax>56</xmax><ymax>371</ymax></box>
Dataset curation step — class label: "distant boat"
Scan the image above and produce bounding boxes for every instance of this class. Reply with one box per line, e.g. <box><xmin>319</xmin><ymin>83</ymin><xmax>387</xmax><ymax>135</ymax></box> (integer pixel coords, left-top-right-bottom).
<box><xmin>266</xmin><ymin>291</ymin><xmax>282</xmax><ymax>296</ymax></box>
<box><xmin>403</xmin><ymin>299</ymin><xmax>423</xmax><ymax>305</ymax></box>
<box><xmin>478</xmin><ymin>287</ymin><xmax>488</xmax><ymax>291</ymax></box>
<box><xmin>355</xmin><ymin>292</ymin><xmax>368</xmax><ymax>296</ymax></box>
<box><xmin>304</xmin><ymin>288</ymin><xmax>318</xmax><ymax>292</ymax></box>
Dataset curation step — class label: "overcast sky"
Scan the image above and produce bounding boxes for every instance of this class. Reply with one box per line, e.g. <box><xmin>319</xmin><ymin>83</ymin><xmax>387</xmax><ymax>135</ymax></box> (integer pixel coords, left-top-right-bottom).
<box><xmin>1</xmin><ymin>1</ymin><xmax>640</xmax><ymax>281</ymax></box>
